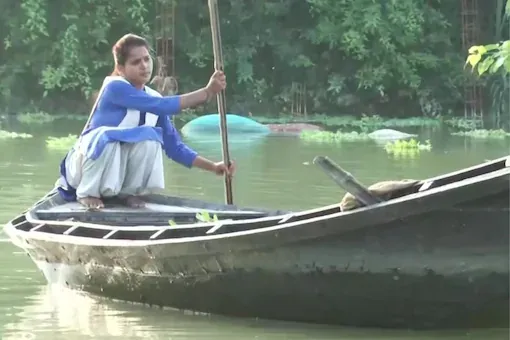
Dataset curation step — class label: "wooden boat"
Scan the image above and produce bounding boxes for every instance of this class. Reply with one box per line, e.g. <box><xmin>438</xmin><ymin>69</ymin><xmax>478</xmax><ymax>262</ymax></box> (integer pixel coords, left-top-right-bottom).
<box><xmin>4</xmin><ymin>155</ymin><xmax>509</xmax><ymax>330</ymax></box>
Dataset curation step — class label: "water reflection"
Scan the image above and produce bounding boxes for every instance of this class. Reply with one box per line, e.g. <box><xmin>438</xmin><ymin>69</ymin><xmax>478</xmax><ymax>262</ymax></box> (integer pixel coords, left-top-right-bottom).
<box><xmin>182</xmin><ymin>133</ymin><xmax>269</xmax><ymax>155</ymax></box>
<box><xmin>2</xmin><ymin>285</ymin><xmax>506</xmax><ymax>340</ymax></box>
<box><xmin>1</xmin><ymin>120</ymin><xmax>509</xmax><ymax>339</ymax></box>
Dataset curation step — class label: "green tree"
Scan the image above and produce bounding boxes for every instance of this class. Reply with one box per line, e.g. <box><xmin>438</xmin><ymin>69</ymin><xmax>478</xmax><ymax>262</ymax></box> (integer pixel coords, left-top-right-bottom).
<box><xmin>0</xmin><ymin>0</ymin><xmax>151</xmax><ymax>113</ymax></box>
<box><xmin>306</xmin><ymin>0</ymin><xmax>463</xmax><ymax>116</ymax></box>
<box><xmin>465</xmin><ymin>0</ymin><xmax>510</xmax><ymax>129</ymax></box>
<box><xmin>0</xmin><ymin>0</ymin><xmax>478</xmax><ymax>119</ymax></box>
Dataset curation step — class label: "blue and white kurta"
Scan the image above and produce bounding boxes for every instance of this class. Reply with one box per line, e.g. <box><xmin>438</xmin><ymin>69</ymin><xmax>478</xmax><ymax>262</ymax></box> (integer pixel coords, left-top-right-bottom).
<box><xmin>57</xmin><ymin>76</ymin><xmax>198</xmax><ymax>201</ymax></box>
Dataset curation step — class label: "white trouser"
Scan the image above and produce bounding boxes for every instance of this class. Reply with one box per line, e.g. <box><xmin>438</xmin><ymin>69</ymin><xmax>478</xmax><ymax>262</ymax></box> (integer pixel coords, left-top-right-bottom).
<box><xmin>65</xmin><ymin>140</ymin><xmax>165</xmax><ymax>199</ymax></box>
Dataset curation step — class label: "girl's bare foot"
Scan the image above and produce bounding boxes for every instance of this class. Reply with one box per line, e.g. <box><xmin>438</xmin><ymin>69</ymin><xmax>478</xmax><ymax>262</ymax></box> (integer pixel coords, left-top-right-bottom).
<box><xmin>78</xmin><ymin>197</ymin><xmax>104</xmax><ymax>210</ymax></box>
<box><xmin>124</xmin><ymin>195</ymin><xmax>146</xmax><ymax>208</ymax></box>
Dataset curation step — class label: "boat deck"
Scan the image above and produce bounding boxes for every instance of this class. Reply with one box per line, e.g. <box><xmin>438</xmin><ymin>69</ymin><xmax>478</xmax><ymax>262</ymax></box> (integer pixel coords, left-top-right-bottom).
<box><xmin>32</xmin><ymin>200</ymin><xmax>271</xmax><ymax>226</ymax></box>
<box><xmin>43</xmin><ymin>201</ymin><xmax>229</xmax><ymax>214</ymax></box>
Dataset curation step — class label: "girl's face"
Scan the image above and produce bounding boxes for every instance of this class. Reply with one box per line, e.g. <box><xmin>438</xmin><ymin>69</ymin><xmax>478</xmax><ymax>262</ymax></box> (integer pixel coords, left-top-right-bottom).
<box><xmin>118</xmin><ymin>45</ymin><xmax>153</xmax><ymax>89</ymax></box>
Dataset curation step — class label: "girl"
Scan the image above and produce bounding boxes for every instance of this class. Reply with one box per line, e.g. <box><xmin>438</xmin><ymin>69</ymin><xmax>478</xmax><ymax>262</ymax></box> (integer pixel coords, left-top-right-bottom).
<box><xmin>57</xmin><ymin>33</ymin><xmax>235</xmax><ymax>210</ymax></box>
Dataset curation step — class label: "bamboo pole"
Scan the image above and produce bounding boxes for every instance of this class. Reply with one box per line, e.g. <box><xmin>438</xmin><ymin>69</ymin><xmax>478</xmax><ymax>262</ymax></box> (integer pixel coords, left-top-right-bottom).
<box><xmin>208</xmin><ymin>0</ymin><xmax>234</xmax><ymax>205</ymax></box>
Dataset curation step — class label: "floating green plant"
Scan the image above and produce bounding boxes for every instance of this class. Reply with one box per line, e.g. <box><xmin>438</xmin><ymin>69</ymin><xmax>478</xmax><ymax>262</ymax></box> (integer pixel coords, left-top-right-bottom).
<box><xmin>300</xmin><ymin>130</ymin><xmax>371</xmax><ymax>143</ymax></box>
<box><xmin>249</xmin><ymin>114</ymin><xmax>441</xmax><ymax>129</ymax></box>
<box><xmin>384</xmin><ymin>138</ymin><xmax>432</xmax><ymax>158</ymax></box>
<box><xmin>451</xmin><ymin>129</ymin><xmax>510</xmax><ymax>139</ymax></box>
<box><xmin>381</xmin><ymin>117</ymin><xmax>441</xmax><ymax>128</ymax></box>
<box><xmin>0</xmin><ymin>130</ymin><xmax>33</xmax><ymax>139</ymax></box>
<box><xmin>168</xmin><ymin>210</ymin><xmax>220</xmax><ymax>226</ymax></box>
<box><xmin>444</xmin><ymin>117</ymin><xmax>480</xmax><ymax>130</ymax></box>
<box><xmin>53</xmin><ymin>114</ymin><xmax>88</xmax><ymax>121</ymax></box>
<box><xmin>196</xmin><ymin>211</ymin><xmax>219</xmax><ymax>222</ymax></box>
<box><xmin>16</xmin><ymin>111</ymin><xmax>55</xmax><ymax>124</ymax></box>
<box><xmin>45</xmin><ymin>134</ymin><xmax>78</xmax><ymax>150</ymax></box>
<box><xmin>386</xmin><ymin>150</ymin><xmax>422</xmax><ymax>160</ymax></box>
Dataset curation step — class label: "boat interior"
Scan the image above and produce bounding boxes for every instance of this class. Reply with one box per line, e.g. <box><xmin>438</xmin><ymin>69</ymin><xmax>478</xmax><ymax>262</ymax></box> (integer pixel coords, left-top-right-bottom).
<box><xmin>10</xmin><ymin>194</ymin><xmax>342</xmax><ymax>239</ymax></box>
<box><xmin>7</xmin><ymin>155</ymin><xmax>509</xmax><ymax>241</ymax></box>
<box><xmin>34</xmin><ymin>194</ymin><xmax>292</xmax><ymax>225</ymax></box>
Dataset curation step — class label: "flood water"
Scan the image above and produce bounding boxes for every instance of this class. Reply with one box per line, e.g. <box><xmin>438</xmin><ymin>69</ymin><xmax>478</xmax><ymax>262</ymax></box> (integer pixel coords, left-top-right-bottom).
<box><xmin>0</xmin><ymin>117</ymin><xmax>509</xmax><ymax>339</ymax></box>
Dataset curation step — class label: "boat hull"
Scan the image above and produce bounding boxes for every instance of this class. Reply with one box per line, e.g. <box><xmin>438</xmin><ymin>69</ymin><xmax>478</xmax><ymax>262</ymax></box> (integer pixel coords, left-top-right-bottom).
<box><xmin>17</xmin><ymin>191</ymin><xmax>510</xmax><ymax>329</ymax></box>
<box><xmin>5</xmin><ymin>156</ymin><xmax>510</xmax><ymax>329</ymax></box>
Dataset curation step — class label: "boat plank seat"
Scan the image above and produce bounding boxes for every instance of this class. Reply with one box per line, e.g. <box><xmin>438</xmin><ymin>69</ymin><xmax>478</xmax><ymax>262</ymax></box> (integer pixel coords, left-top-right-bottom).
<box><xmin>34</xmin><ymin>202</ymin><xmax>269</xmax><ymax>225</ymax></box>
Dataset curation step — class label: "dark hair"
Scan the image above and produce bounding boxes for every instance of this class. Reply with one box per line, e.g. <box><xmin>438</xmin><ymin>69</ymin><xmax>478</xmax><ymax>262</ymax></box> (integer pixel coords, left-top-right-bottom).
<box><xmin>88</xmin><ymin>34</ymin><xmax>149</xmax><ymax>106</ymax></box>
<box><xmin>111</xmin><ymin>33</ymin><xmax>149</xmax><ymax>76</ymax></box>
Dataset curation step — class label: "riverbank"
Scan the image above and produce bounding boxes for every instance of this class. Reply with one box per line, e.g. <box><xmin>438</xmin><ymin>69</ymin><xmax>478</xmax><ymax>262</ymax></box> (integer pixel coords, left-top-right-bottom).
<box><xmin>7</xmin><ymin>109</ymin><xmax>505</xmax><ymax>129</ymax></box>
<box><xmin>2</xmin><ymin>110</ymin><xmax>509</xmax><ymax>142</ymax></box>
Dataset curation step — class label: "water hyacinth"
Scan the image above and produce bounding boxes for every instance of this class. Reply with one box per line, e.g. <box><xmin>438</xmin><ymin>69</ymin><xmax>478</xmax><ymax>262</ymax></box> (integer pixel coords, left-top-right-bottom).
<box><xmin>451</xmin><ymin>129</ymin><xmax>510</xmax><ymax>139</ymax></box>
<box><xmin>168</xmin><ymin>210</ymin><xmax>220</xmax><ymax>226</ymax></box>
<box><xmin>384</xmin><ymin>138</ymin><xmax>432</xmax><ymax>158</ymax></box>
<box><xmin>0</xmin><ymin>130</ymin><xmax>33</xmax><ymax>139</ymax></box>
<box><xmin>300</xmin><ymin>130</ymin><xmax>372</xmax><ymax>143</ymax></box>
<box><xmin>16</xmin><ymin>111</ymin><xmax>56</xmax><ymax>124</ymax></box>
<box><xmin>253</xmin><ymin>114</ymin><xmax>440</xmax><ymax>129</ymax></box>
<box><xmin>45</xmin><ymin>134</ymin><xmax>78</xmax><ymax>150</ymax></box>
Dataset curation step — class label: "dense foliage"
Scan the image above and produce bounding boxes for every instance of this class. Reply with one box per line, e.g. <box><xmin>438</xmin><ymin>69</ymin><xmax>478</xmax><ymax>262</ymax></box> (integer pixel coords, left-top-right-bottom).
<box><xmin>466</xmin><ymin>0</ymin><xmax>509</xmax><ymax>129</ymax></box>
<box><xmin>0</xmin><ymin>0</ymin><xmax>499</xmax><ymax>118</ymax></box>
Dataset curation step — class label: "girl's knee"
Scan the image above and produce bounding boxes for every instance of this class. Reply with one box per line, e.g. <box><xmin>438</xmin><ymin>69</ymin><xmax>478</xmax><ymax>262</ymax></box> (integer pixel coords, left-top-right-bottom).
<box><xmin>133</xmin><ymin>140</ymin><xmax>161</xmax><ymax>154</ymax></box>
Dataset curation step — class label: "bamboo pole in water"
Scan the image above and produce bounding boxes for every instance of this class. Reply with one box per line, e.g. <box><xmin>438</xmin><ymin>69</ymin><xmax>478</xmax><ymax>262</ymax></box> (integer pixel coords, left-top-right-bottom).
<box><xmin>208</xmin><ymin>0</ymin><xmax>234</xmax><ymax>205</ymax></box>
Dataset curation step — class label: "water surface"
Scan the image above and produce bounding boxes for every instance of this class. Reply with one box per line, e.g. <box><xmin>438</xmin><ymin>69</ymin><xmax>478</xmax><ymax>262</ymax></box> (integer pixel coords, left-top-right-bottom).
<box><xmin>1</xmin><ymin>118</ymin><xmax>508</xmax><ymax>339</ymax></box>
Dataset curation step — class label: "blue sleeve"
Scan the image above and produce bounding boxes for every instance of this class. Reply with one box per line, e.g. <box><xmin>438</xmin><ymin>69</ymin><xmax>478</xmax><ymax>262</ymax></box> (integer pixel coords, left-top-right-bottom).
<box><xmin>159</xmin><ymin>116</ymin><xmax>198</xmax><ymax>168</ymax></box>
<box><xmin>103</xmin><ymin>80</ymin><xmax>181</xmax><ymax>116</ymax></box>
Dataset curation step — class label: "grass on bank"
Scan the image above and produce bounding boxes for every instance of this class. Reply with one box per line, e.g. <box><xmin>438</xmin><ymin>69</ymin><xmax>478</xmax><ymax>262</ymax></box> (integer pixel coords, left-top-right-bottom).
<box><xmin>252</xmin><ymin>113</ymin><xmax>441</xmax><ymax>129</ymax></box>
<box><xmin>16</xmin><ymin>111</ymin><xmax>56</xmax><ymax>124</ymax></box>
<box><xmin>13</xmin><ymin>110</ymin><xmax>510</xmax><ymax>140</ymax></box>
<box><xmin>12</xmin><ymin>111</ymin><xmax>441</xmax><ymax>128</ymax></box>
<box><xmin>451</xmin><ymin>129</ymin><xmax>510</xmax><ymax>139</ymax></box>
